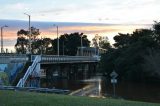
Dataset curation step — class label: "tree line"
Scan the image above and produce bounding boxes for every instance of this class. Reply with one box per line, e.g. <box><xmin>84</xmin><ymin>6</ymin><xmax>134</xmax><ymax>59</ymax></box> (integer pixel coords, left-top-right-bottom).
<box><xmin>15</xmin><ymin>27</ymin><xmax>90</xmax><ymax>55</ymax></box>
<box><xmin>100</xmin><ymin>21</ymin><xmax>160</xmax><ymax>83</ymax></box>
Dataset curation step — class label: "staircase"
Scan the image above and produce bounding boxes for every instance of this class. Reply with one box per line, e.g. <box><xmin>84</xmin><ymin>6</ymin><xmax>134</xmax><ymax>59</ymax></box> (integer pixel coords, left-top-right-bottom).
<box><xmin>12</xmin><ymin>62</ymin><xmax>31</xmax><ymax>86</ymax></box>
<box><xmin>16</xmin><ymin>55</ymin><xmax>41</xmax><ymax>87</ymax></box>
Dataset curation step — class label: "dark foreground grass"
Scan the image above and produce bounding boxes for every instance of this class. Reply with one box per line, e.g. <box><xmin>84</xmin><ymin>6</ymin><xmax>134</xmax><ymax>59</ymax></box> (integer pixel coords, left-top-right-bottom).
<box><xmin>0</xmin><ymin>90</ymin><xmax>160</xmax><ymax>106</ymax></box>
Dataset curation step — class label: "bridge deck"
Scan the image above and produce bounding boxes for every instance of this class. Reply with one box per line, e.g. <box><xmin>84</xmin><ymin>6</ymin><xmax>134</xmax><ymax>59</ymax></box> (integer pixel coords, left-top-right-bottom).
<box><xmin>0</xmin><ymin>54</ymin><xmax>100</xmax><ymax>64</ymax></box>
<box><xmin>40</xmin><ymin>55</ymin><xmax>100</xmax><ymax>64</ymax></box>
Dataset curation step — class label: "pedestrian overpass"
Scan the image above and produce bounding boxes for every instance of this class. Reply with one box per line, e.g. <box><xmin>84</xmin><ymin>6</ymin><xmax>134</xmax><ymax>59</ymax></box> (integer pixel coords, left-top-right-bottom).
<box><xmin>0</xmin><ymin>53</ymin><xmax>100</xmax><ymax>87</ymax></box>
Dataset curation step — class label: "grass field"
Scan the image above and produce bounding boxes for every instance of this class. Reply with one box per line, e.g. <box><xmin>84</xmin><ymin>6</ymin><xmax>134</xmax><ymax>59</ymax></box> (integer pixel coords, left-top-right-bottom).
<box><xmin>0</xmin><ymin>72</ymin><xmax>9</xmax><ymax>85</ymax></box>
<box><xmin>0</xmin><ymin>90</ymin><xmax>160</xmax><ymax>106</ymax></box>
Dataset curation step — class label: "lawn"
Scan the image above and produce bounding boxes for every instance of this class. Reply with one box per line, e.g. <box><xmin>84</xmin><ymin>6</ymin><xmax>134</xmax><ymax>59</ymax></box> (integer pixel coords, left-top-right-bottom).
<box><xmin>0</xmin><ymin>72</ymin><xmax>9</xmax><ymax>85</ymax></box>
<box><xmin>0</xmin><ymin>90</ymin><xmax>160</xmax><ymax>106</ymax></box>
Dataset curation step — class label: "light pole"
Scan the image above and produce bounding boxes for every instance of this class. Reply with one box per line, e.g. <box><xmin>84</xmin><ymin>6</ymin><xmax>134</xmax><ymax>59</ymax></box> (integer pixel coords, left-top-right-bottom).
<box><xmin>24</xmin><ymin>13</ymin><xmax>31</xmax><ymax>54</ymax></box>
<box><xmin>53</xmin><ymin>25</ymin><xmax>59</xmax><ymax>56</ymax></box>
<box><xmin>1</xmin><ymin>25</ymin><xmax>8</xmax><ymax>53</ymax></box>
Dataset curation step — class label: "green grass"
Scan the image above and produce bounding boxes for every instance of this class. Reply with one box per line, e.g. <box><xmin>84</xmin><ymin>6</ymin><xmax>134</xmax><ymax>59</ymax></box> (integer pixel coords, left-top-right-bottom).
<box><xmin>0</xmin><ymin>72</ymin><xmax>9</xmax><ymax>85</ymax></box>
<box><xmin>0</xmin><ymin>90</ymin><xmax>160</xmax><ymax>106</ymax></box>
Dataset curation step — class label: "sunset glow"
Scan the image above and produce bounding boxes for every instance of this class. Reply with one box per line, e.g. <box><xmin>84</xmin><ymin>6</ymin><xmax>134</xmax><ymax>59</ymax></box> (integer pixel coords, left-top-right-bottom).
<box><xmin>1</xmin><ymin>20</ymin><xmax>150</xmax><ymax>52</ymax></box>
<box><xmin>0</xmin><ymin>0</ymin><xmax>158</xmax><ymax>51</ymax></box>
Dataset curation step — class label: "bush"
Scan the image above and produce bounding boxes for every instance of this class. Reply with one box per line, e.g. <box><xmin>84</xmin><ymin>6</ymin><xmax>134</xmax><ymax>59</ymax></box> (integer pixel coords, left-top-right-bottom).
<box><xmin>0</xmin><ymin>72</ymin><xmax>9</xmax><ymax>85</ymax></box>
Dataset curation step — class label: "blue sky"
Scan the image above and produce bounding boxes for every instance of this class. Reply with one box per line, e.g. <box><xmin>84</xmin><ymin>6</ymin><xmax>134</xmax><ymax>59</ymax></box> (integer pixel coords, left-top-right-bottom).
<box><xmin>1</xmin><ymin>0</ymin><xmax>160</xmax><ymax>24</ymax></box>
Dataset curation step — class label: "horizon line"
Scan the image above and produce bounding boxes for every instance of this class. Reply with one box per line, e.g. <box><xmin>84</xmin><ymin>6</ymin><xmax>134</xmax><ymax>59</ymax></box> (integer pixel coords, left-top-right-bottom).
<box><xmin>0</xmin><ymin>19</ymin><xmax>152</xmax><ymax>26</ymax></box>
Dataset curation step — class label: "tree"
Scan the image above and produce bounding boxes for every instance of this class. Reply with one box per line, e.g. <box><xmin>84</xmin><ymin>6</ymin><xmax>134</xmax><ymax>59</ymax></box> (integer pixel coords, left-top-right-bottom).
<box><xmin>52</xmin><ymin>32</ymin><xmax>90</xmax><ymax>56</ymax></box>
<box><xmin>142</xmin><ymin>49</ymin><xmax>160</xmax><ymax>81</ymax></box>
<box><xmin>100</xmin><ymin>22</ymin><xmax>160</xmax><ymax>82</ymax></box>
<box><xmin>99</xmin><ymin>36</ymin><xmax>111</xmax><ymax>50</ymax></box>
<box><xmin>15</xmin><ymin>29</ymin><xmax>28</xmax><ymax>54</ymax></box>
<box><xmin>92</xmin><ymin>34</ymin><xmax>101</xmax><ymax>48</ymax></box>
<box><xmin>92</xmin><ymin>34</ymin><xmax>111</xmax><ymax>50</ymax></box>
<box><xmin>113</xmin><ymin>33</ymin><xmax>131</xmax><ymax>48</ymax></box>
<box><xmin>41</xmin><ymin>38</ymin><xmax>52</xmax><ymax>54</ymax></box>
<box><xmin>15</xmin><ymin>37</ymin><xmax>28</xmax><ymax>54</ymax></box>
<box><xmin>15</xmin><ymin>27</ymin><xmax>40</xmax><ymax>54</ymax></box>
<box><xmin>153</xmin><ymin>21</ymin><xmax>160</xmax><ymax>45</ymax></box>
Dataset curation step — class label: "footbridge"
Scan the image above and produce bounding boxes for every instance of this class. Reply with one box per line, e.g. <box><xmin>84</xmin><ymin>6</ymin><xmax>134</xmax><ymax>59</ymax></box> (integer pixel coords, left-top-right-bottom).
<box><xmin>0</xmin><ymin>54</ymin><xmax>100</xmax><ymax>64</ymax></box>
<box><xmin>0</xmin><ymin>53</ymin><xmax>100</xmax><ymax>88</ymax></box>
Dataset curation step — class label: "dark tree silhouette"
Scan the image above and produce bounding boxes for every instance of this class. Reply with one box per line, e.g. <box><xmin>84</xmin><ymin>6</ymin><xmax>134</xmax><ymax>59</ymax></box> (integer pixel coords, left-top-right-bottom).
<box><xmin>15</xmin><ymin>27</ymin><xmax>40</xmax><ymax>54</ymax></box>
<box><xmin>52</xmin><ymin>32</ymin><xmax>90</xmax><ymax>56</ymax></box>
<box><xmin>100</xmin><ymin>21</ymin><xmax>160</xmax><ymax>82</ymax></box>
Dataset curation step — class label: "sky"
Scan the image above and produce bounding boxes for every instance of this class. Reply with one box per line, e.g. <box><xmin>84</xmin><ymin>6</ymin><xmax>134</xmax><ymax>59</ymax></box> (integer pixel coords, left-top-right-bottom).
<box><xmin>1</xmin><ymin>0</ymin><xmax>160</xmax><ymax>24</ymax></box>
<box><xmin>0</xmin><ymin>0</ymin><xmax>159</xmax><ymax>52</ymax></box>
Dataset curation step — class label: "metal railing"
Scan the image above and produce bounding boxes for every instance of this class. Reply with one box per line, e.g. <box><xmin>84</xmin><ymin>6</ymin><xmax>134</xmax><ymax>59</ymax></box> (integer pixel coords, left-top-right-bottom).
<box><xmin>0</xmin><ymin>54</ymin><xmax>28</xmax><ymax>63</ymax></box>
<box><xmin>16</xmin><ymin>55</ymin><xmax>41</xmax><ymax>87</ymax></box>
<box><xmin>0</xmin><ymin>54</ymin><xmax>100</xmax><ymax>64</ymax></box>
<box><xmin>41</xmin><ymin>55</ymin><xmax>100</xmax><ymax>63</ymax></box>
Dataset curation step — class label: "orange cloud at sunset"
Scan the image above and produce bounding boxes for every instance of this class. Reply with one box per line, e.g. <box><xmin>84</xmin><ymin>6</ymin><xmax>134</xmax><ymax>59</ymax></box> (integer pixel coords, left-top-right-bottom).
<box><xmin>34</xmin><ymin>24</ymin><xmax>151</xmax><ymax>44</ymax></box>
<box><xmin>1</xmin><ymin>20</ymin><xmax>150</xmax><ymax>52</ymax></box>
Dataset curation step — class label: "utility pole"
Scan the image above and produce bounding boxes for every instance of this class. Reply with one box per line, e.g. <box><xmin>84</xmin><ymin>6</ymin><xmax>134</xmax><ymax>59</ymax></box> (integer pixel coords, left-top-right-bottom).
<box><xmin>1</xmin><ymin>25</ymin><xmax>8</xmax><ymax>53</ymax></box>
<box><xmin>24</xmin><ymin>13</ymin><xmax>31</xmax><ymax>54</ymax></box>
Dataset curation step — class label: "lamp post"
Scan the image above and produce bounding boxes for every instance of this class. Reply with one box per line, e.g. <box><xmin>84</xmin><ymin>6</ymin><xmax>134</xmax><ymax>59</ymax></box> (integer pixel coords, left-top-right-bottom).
<box><xmin>53</xmin><ymin>25</ymin><xmax>59</xmax><ymax>56</ymax></box>
<box><xmin>1</xmin><ymin>25</ymin><xmax>8</xmax><ymax>53</ymax></box>
<box><xmin>24</xmin><ymin>13</ymin><xmax>31</xmax><ymax>54</ymax></box>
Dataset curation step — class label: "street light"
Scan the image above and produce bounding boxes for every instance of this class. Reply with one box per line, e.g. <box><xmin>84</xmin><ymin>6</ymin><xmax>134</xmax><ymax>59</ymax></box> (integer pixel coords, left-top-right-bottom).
<box><xmin>1</xmin><ymin>25</ymin><xmax>8</xmax><ymax>53</ymax></box>
<box><xmin>53</xmin><ymin>25</ymin><xmax>59</xmax><ymax>56</ymax></box>
<box><xmin>24</xmin><ymin>13</ymin><xmax>31</xmax><ymax>54</ymax></box>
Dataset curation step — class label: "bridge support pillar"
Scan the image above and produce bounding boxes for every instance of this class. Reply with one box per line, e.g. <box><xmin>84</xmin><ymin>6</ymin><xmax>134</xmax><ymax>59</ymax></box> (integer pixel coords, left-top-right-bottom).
<box><xmin>46</xmin><ymin>67</ymin><xmax>54</xmax><ymax>88</ymax></box>
<box><xmin>83</xmin><ymin>64</ymin><xmax>89</xmax><ymax>79</ymax></box>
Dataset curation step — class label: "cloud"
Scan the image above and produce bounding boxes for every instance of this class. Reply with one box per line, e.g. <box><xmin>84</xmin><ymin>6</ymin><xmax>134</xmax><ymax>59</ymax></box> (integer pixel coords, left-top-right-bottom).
<box><xmin>0</xmin><ymin>19</ymin><xmax>151</xmax><ymax>51</ymax></box>
<box><xmin>6</xmin><ymin>3</ymin><xmax>28</xmax><ymax>10</ymax></box>
<box><xmin>83</xmin><ymin>0</ymin><xmax>160</xmax><ymax>24</ymax></box>
<box><xmin>0</xmin><ymin>0</ymin><xmax>159</xmax><ymax>24</ymax></box>
<box><xmin>38</xmin><ymin>8</ymin><xmax>67</xmax><ymax>14</ymax></box>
